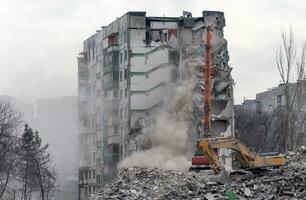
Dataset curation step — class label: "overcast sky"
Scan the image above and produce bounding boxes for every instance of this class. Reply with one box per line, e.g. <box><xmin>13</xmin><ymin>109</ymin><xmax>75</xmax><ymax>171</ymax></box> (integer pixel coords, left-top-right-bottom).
<box><xmin>1</xmin><ymin>0</ymin><xmax>306</xmax><ymax>104</ymax></box>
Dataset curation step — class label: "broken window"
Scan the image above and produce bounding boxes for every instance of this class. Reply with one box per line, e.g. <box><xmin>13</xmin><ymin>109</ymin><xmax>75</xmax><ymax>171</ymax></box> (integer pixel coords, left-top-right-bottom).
<box><xmin>151</xmin><ymin>30</ymin><xmax>161</xmax><ymax>42</ymax></box>
<box><xmin>112</xmin><ymin>144</ymin><xmax>119</xmax><ymax>154</ymax></box>
<box><xmin>108</xmin><ymin>34</ymin><xmax>118</xmax><ymax>46</ymax></box>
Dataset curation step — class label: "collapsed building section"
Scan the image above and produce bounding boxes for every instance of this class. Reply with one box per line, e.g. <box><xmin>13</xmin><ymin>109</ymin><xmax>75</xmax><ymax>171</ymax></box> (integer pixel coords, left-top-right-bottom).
<box><xmin>77</xmin><ymin>11</ymin><xmax>234</xmax><ymax>200</ymax></box>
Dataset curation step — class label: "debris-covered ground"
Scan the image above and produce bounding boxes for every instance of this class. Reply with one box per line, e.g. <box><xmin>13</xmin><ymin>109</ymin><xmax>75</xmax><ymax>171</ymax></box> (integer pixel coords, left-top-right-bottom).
<box><xmin>89</xmin><ymin>148</ymin><xmax>306</xmax><ymax>200</ymax></box>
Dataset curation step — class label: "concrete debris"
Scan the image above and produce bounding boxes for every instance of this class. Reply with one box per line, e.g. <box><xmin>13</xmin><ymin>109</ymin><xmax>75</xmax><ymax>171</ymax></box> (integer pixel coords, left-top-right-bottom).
<box><xmin>88</xmin><ymin>152</ymin><xmax>305</xmax><ymax>200</ymax></box>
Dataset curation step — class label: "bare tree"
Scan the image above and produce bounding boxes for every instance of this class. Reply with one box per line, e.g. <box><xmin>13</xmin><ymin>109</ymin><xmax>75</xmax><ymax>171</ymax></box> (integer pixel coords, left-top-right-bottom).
<box><xmin>0</xmin><ymin>99</ymin><xmax>22</xmax><ymax>199</ymax></box>
<box><xmin>234</xmin><ymin>108</ymin><xmax>277</xmax><ymax>152</ymax></box>
<box><xmin>276</xmin><ymin>28</ymin><xmax>306</xmax><ymax>152</ymax></box>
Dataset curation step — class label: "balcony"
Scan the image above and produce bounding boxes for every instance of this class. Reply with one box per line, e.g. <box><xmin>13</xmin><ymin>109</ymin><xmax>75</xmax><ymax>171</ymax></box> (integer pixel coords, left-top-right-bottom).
<box><xmin>103</xmin><ymin>154</ymin><xmax>119</xmax><ymax>164</ymax></box>
<box><xmin>102</xmin><ymin>79</ymin><xmax>119</xmax><ymax>91</ymax></box>
<box><xmin>107</xmin><ymin>44</ymin><xmax>119</xmax><ymax>53</ymax></box>
<box><xmin>103</xmin><ymin>115</ymin><xmax>120</xmax><ymax>127</ymax></box>
<box><xmin>103</xmin><ymin>134</ymin><xmax>121</xmax><ymax>145</ymax></box>
<box><xmin>104</xmin><ymin>99</ymin><xmax>119</xmax><ymax>113</ymax></box>
<box><xmin>103</xmin><ymin>61</ymin><xmax>119</xmax><ymax>74</ymax></box>
<box><xmin>79</xmin><ymin>126</ymin><xmax>88</xmax><ymax>134</ymax></box>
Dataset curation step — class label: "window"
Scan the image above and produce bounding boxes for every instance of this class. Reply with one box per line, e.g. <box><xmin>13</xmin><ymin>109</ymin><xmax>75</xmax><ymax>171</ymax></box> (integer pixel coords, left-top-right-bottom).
<box><xmin>120</xmin><ymin>70</ymin><xmax>123</xmax><ymax>82</ymax></box>
<box><xmin>124</xmin><ymin>32</ymin><xmax>127</xmax><ymax>43</ymax></box>
<box><xmin>112</xmin><ymin>144</ymin><xmax>119</xmax><ymax>154</ymax></box>
<box><xmin>114</xmin><ymin>125</ymin><xmax>119</xmax><ymax>135</ymax></box>
<box><xmin>124</xmin><ymin>68</ymin><xmax>128</xmax><ymax>79</ymax></box>
<box><xmin>120</xmin><ymin>89</ymin><xmax>123</xmax><ymax>99</ymax></box>
<box><xmin>124</xmin><ymin>106</ymin><xmax>127</xmax><ymax>118</ymax></box>
<box><xmin>113</xmin><ymin>71</ymin><xmax>119</xmax><ymax>82</ymax></box>
<box><xmin>79</xmin><ymin>171</ymin><xmax>83</xmax><ymax>180</ymax></box>
<box><xmin>93</xmin><ymin>47</ymin><xmax>95</xmax><ymax>60</ymax></box>
<box><xmin>83</xmin><ymin>119</ymin><xmax>88</xmax><ymax>127</ymax></box>
<box><xmin>93</xmin><ymin>169</ymin><xmax>96</xmax><ymax>179</ymax></box>
<box><xmin>89</xmin><ymin>170</ymin><xmax>91</xmax><ymax>179</ymax></box>
<box><xmin>97</xmin><ymin>89</ymin><xmax>101</xmax><ymax>97</ymax></box>
<box><xmin>125</xmin><ymin>88</ymin><xmax>127</xmax><ymax>98</ymax></box>
<box><xmin>124</xmin><ymin>50</ymin><xmax>127</xmax><ymax>61</ymax></box>
<box><xmin>120</xmin><ymin>108</ymin><xmax>123</xmax><ymax>120</ymax></box>
<box><xmin>85</xmin><ymin>187</ymin><xmax>88</xmax><ymax>196</ymax></box>
<box><xmin>114</xmin><ymin>108</ymin><xmax>119</xmax><ymax>117</ymax></box>
<box><xmin>85</xmin><ymin>171</ymin><xmax>88</xmax><ymax>180</ymax></box>
<box><xmin>93</xmin><ymin>152</ymin><xmax>96</xmax><ymax>162</ymax></box>
<box><xmin>92</xmin><ymin>85</ymin><xmax>96</xmax><ymax>96</ymax></box>
<box><xmin>91</xmin><ymin>118</ymin><xmax>95</xmax><ymax>130</ymax></box>
<box><xmin>277</xmin><ymin>95</ymin><xmax>282</xmax><ymax>106</ymax></box>
<box><xmin>120</xmin><ymin>53</ymin><xmax>123</xmax><ymax>63</ymax></box>
<box><xmin>113</xmin><ymin>89</ymin><xmax>118</xmax><ymax>98</ymax></box>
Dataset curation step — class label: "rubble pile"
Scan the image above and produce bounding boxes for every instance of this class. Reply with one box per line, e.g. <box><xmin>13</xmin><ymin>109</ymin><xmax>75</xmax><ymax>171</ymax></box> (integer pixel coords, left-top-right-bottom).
<box><xmin>90</xmin><ymin>150</ymin><xmax>306</xmax><ymax>200</ymax></box>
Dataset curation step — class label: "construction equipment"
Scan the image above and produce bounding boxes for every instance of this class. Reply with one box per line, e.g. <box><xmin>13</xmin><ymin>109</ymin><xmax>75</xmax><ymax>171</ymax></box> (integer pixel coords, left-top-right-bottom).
<box><xmin>197</xmin><ymin>137</ymin><xmax>286</xmax><ymax>174</ymax></box>
<box><xmin>189</xmin><ymin>24</ymin><xmax>213</xmax><ymax>172</ymax></box>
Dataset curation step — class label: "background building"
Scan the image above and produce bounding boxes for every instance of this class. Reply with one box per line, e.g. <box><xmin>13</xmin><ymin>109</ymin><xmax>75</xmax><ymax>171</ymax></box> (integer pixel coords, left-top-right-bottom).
<box><xmin>237</xmin><ymin>81</ymin><xmax>306</xmax><ymax>148</ymax></box>
<box><xmin>35</xmin><ymin>96</ymin><xmax>78</xmax><ymax>200</ymax></box>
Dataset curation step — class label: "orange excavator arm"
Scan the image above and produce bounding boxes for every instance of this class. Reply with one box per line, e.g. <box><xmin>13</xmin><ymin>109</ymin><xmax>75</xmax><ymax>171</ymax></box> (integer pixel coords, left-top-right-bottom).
<box><xmin>197</xmin><ymin>137</ymin><xmax>286</xmax><ymax>174</ymax></box>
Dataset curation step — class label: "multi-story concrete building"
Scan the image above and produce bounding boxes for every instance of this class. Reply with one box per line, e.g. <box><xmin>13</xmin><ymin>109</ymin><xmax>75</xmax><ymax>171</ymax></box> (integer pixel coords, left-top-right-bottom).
<box><xmin>256</xmin><ymin>81</ymin><xmax>306</xmax><ymax>113</ymax></box>
<box><xmin>77</xmin><ymin>11</ymin><xmax>234</xmax><ymax>199</ymax></box>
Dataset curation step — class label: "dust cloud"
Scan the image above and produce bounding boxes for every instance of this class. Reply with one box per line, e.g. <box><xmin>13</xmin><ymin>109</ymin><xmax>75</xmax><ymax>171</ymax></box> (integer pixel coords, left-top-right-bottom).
<box><xmin>119</xmin><ymin>80</ymin><xmax>198</xmax><ymax>170</ymax></box>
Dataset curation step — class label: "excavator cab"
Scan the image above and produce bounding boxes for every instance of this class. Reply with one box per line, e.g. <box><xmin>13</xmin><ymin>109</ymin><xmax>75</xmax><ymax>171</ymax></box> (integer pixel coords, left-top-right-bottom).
<box><xmin>190</xmin><ymin>148</ymin><xmax>219</xmax><ymax>172</ymax></box>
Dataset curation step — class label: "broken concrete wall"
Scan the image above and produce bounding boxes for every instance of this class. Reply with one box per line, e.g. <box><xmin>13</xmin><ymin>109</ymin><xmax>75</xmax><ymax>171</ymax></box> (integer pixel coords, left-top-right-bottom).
<box><xmin>125</xmin><ymin>11</ymin><xmax>234</xmax><ymax>169</ymax></box>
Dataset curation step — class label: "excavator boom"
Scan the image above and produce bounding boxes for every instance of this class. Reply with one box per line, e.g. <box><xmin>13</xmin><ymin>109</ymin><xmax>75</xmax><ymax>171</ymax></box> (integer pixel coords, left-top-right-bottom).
<box><xmin>197</xmin><ymin>137</ymin><xmax>286</xmax><ymax>173</ymax></box>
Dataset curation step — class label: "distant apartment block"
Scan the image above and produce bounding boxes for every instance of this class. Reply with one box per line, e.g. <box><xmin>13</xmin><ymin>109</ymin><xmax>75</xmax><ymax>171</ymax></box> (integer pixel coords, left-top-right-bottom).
<box><xmin>238</xmin><ymin>81</ymin><xmax>306</xmax><ymax>145</ymax></box>
<box><xmin>77</xmin><ymin>11</ymin><xmax>233</xmax><ymax>200</ymax></box>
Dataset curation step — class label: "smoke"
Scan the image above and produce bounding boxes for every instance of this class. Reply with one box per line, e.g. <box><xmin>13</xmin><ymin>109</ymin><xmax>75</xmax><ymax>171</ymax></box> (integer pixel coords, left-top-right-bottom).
<box><xmin>119</xmin><ymin>79</ymin><xmax>199</xmax><ymax>170</ymax></box>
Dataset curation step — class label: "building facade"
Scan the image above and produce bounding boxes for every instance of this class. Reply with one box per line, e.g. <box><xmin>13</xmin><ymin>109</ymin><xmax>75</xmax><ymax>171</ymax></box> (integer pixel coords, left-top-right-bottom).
<box><xmin>78</xmin><ymin>11</ymin><xmax>234</xmax><ymax>199</ymax></box>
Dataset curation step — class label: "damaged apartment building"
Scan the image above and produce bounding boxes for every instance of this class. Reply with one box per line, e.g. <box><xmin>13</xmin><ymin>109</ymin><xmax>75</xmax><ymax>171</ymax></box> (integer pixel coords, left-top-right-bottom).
<box><xmin>77</xmin><ymin>11</ymin><xmax>234</xmax><ymax>199</ymax></box>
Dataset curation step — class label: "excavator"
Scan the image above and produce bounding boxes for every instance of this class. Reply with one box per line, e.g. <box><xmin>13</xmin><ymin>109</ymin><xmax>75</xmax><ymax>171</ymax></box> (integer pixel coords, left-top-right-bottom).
<box><xmin>189</xmin><ymin>26</ymin><xmax>286</xmax><ymax>175</ymax></box>
<box><xmin>194</xmin><ymin>136</ymin><xmax>286</xmax><ymax>174</ymax></box>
